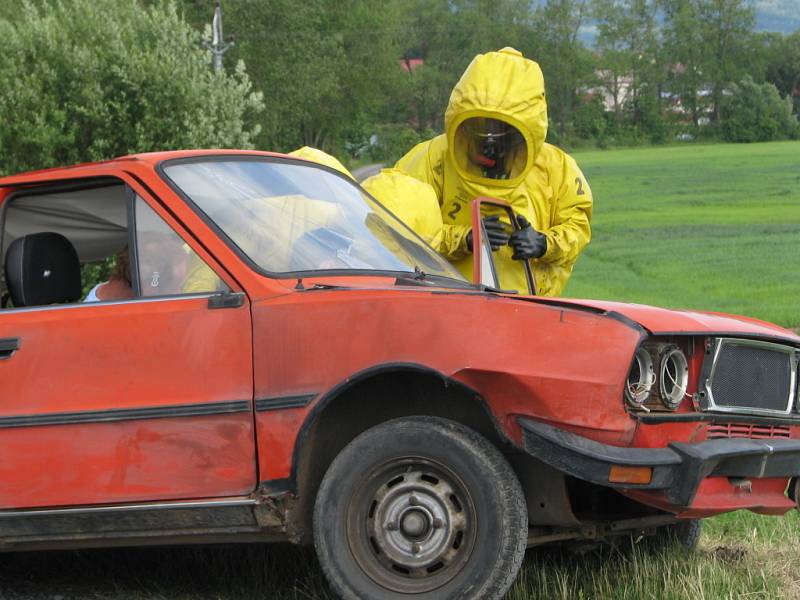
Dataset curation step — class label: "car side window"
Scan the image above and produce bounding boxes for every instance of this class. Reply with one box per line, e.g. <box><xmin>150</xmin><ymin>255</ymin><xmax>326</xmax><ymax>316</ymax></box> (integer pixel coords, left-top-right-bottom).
<box><xmin>134</xmin><ymin>195</ymin><xmax>227</xmax><ymax>297</ymax></box>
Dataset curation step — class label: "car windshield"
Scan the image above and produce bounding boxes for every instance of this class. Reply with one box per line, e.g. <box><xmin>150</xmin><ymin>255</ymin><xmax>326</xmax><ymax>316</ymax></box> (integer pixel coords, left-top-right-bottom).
<box><xmin>162</xmin><ymin>158</ymin><xmax>466</xmax><ymax>283</ymax></box>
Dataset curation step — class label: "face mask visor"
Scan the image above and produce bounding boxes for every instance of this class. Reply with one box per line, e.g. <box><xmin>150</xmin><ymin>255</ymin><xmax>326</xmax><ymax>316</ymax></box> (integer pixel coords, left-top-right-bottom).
<box><xmin>455</xmin><ymin>117</ymin><xmax>527</xmax><ymax>181</ymax></box>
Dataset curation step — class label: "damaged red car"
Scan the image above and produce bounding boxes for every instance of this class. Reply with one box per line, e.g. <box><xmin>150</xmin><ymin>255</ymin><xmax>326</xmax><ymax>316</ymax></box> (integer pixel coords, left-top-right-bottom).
<box><xmin>0</xmin><ymin>150</ymin><xmax>798</xmax><ymax>600</ymax></box>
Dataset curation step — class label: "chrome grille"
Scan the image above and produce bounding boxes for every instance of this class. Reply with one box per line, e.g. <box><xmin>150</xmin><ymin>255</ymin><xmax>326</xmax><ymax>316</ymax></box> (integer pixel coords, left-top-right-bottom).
<box><xmin>699</xmin><ymin>338</ymin><xmax>798</xmax><ymax>416</ymax></box>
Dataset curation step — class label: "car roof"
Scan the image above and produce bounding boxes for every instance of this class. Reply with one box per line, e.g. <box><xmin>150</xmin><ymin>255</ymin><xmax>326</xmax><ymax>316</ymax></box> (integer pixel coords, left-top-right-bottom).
<box><xmin>0</xmin><ymin>149</ymin><xmax>292</xmax><ymax>187</ymax></box>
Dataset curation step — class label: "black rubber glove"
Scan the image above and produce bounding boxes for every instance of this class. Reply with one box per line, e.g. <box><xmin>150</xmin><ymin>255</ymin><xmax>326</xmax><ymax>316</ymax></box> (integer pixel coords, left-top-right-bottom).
<box><xmin>467</xmin><ymin>215</ymin><xmax>511</xmax><ymax>251</ymax></box>
<box><xmin>509</xmin><ymin>215</ymin><xmax>547</xmax><ymax>260</ymax></box>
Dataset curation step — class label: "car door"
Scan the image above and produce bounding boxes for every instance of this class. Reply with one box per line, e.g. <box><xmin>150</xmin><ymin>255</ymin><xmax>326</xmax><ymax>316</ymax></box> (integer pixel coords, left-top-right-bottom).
<box><xmin>0</xmin><ymin>181</ymin><xmax>256</xmax><ymax>509</ymax></box>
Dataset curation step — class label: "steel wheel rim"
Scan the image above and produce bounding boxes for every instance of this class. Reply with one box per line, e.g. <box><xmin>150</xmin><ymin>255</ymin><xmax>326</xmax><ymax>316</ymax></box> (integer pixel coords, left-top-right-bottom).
<box><xmin>346</xmin><ymin>457</ymin><xmax>477</xmax><ymax>594</ymax></box>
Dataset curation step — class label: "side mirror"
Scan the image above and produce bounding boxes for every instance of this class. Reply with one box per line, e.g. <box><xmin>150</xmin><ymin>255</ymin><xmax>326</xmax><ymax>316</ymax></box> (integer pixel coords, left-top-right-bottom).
<box><xmin>470</xmin><ymin>197</ymin><xmax>536</xmax><ymax>295</ymax></box>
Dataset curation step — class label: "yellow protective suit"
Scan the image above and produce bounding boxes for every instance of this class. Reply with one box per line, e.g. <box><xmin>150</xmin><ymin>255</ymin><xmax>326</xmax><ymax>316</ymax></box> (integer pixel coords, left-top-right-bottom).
<box><xmin>388</xmin><ymin>47</ymin><xmax>593</xmax><ymax>296</ymax></box>
<box><xmin>288</xmin><ymin>149</ymin><xmax>447</xmax><ymax>254</ymax></box>
<box><xmin>361</xmin><ymin>168</ymin><xmax>445</xmax><ymax>252</ymax></box>
<box><xmin>288</xmin><ymin>146</ymin><xmax>355</xmax><ymax>180</ymax></box>
<box><xmin>182</xmin><ymin>148</ymin><xmax>352</xmax><ymax>292</ymax></box>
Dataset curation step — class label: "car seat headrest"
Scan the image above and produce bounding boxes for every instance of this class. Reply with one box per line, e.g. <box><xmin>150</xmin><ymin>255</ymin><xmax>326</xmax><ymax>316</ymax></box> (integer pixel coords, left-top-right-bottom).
<box><xmin>4</xmin><ymin>232</ymin><xmax>82</xmax><ymax>307</ymax></box>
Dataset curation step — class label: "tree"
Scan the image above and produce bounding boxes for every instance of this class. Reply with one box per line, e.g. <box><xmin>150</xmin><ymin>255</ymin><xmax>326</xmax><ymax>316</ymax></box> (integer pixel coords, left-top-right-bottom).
<box><xmin>398</xmin><ymin>0</ymin><xmax>532</xmax><ymax>133</ymax></box>
<box><xmin>720</xmin><ymin>76</ymin><xmax>798</xmax><ymax>142</ymax></box>
<box><xmin>759</xmin><ymin>31</ymin><xmax>800</xmax><ymax>116</ymax></box>
<box><xmin>179</xmin><ymin>0</ymin><xmax>408</xmax><ymax>155</ymax></box>
<box><xmin>661</xmin><ymin>0</ymin><xmax>755</xmax><ymax>128</ymax></box>
<box><xmin>699</xmin><ymin>0</ymin><xmax>756</xmax><ymax>123</ymax></box>
<box><xmin>0</xmin><ymin>0</ymin><xmax>264</xmax><ymax>177</ymax></box>
<box><xmin>593</xmin><ymin>0</ymin><xmax>664</xmax><ymax>132</ymax></box>
<box><xmin>525</xmin><ymin>0</ymin><xmax>595</xmax><ymax>140</ymax></box>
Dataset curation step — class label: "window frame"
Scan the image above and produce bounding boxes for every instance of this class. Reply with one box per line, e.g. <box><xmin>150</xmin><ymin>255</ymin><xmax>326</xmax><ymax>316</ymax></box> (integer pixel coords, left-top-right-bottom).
<box><xmin>0</xmin><ymin>175</ymin><xmax>241</xmax><ymax>313</ymax></box>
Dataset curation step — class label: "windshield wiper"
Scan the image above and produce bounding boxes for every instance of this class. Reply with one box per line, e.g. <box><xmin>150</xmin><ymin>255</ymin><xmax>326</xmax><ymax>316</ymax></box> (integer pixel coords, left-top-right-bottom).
<box><xmin>413</xmin><ymin>266</ymin><xmax>427</xmax><ymax>281</ymax></box>
<box><xmin>474</xmin><ymin>283</ymin><xmax>518</xmax><ymax>294</ymax></box>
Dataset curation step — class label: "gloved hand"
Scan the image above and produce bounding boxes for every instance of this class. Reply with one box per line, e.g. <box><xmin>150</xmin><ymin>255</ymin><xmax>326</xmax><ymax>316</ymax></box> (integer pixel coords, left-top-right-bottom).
<box><xmin>466</xmin><ymin>215</ymin><xmax>511</xmax><ymax>251</ymax></box>
<box><xmin>509</xmin><ymin>215</ymin><xmax>547</xmax><ymax>260</ymax></box>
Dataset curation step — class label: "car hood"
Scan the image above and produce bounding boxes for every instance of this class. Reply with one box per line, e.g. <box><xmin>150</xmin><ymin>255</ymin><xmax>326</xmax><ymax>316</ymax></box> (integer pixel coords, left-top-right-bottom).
<box><xmin>528</xmin><ymin>297</ymin><xmax>800</xmax><ymax>345</ymax></box>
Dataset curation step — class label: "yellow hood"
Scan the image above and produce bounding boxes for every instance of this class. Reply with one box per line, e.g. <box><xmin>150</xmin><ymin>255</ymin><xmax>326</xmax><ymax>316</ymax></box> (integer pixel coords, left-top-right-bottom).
<box><xmin>445</xmin><ymin>47</ymin><xmax>548</xmax><ymax>187</ymax></box>
<box><xmin>288</xmin><ymin>146</ymin><xmax>354</xmax><ymax>180</ymax></box>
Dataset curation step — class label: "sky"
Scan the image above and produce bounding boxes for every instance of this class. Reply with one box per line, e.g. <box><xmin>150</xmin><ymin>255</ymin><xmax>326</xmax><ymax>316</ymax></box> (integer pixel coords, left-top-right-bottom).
<box><xmin>755</xmin><ymin>0</ymin><xmax>800</xmax><ymax>35</ymax></box>
<box><xmin>578</xmin><ymin>1</ymin><xmax>799</xmax><ymax>45</ymax></box>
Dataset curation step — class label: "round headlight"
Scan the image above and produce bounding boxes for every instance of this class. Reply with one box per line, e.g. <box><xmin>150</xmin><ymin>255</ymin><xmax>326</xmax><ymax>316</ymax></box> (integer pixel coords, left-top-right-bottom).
<box><xmin>659</xmin><ymin>345</ymin><xmax>689</xmax><ymax>410</ymax></box>
<box><xmin>625</xmin><ymin>347</ymin><xmax>654</xmax><ymax>408</ymax></box>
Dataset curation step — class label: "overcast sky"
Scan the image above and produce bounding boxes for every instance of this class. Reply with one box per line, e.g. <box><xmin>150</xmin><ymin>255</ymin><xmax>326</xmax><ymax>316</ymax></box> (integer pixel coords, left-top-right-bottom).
<box><xmin>755</xmin><ymin>0</ymin><xmax>800</xmax><ymax>34</ymax></box>
<box><xmin>577</xmin><ymin>1</ymin><xmax>798</xmax><ymax>45</ymax></box>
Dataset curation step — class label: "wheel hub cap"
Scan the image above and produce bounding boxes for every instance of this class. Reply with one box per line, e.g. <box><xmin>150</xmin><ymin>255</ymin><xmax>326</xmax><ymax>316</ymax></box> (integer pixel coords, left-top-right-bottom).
<box><xmin>346</xmin><ymin>461</ymin><xmax>477</xmax><ymax>593</ymax></box>
<box><xmin>400</xmin><ymin>508</ymin><xmax>431</xmax><ymax>539</ymax></box>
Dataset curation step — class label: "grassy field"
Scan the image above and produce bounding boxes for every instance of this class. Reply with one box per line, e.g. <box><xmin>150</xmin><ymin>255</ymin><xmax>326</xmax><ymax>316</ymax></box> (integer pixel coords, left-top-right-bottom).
<box><xmin>2</xmin><ymin>141</ymin><xmax>799</xmax><ymax>599</ymax></box>
<box><xmin>2</xmin><ymin>512</ymin><xmax>798</xmax><ymax>599</ymax></box>
<box><xmin>565</xmin><ymin>141</ymin><xmax>800</xmax><ymax>330</ymax></box>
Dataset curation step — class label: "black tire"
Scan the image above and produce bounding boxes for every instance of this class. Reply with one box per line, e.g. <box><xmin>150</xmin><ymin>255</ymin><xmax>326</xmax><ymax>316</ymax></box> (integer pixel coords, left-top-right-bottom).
<box><xmin>313</xmin><ymin>416</ymin><xmax>528</xmax><ymax>600</ymax></box>
<box><xmin>645</xmin><ymin>519</ymin><xmax>702</xmax><ymax>552</ymax></box>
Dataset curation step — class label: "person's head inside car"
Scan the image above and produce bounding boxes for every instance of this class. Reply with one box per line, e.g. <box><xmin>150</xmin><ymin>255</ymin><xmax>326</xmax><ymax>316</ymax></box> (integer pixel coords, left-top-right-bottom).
<box><xmin>137</xmin><ymin>234</ymin><xmax>190</xmax><ymax>296</ymax></box>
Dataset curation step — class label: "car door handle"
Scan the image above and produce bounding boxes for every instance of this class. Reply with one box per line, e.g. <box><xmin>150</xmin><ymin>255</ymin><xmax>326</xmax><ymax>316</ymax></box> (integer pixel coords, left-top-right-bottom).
<box><xmin>0</xmin><ymin>337</ymin><xmax>20</xmax><ymax>360</ymax></box>
<box><xmin>208</xmin><ymin>292</ymin><xmax>245</xmax><ymax>310</ymax></box>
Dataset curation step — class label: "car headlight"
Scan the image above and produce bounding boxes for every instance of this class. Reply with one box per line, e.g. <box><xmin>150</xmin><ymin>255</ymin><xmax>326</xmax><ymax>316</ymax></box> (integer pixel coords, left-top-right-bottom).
<box><xmin>625</xmin><ymin>347</ymin><xmax>655</xmax><ymax>408</ymax></box>
<box><xmin>658</xmin><ymin>345</ymin><xmax>689</xmax><ymax>410</ymax></box>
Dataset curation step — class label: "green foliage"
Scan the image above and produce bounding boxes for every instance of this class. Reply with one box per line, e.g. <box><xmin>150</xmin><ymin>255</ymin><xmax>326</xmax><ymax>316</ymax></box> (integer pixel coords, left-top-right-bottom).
<box><xmin>661</xmin><ymin>0</ymin><xmax>755</xmax><ymax>126</ymax></box>
<box><xmin>758</xmin><ymin>31</ymin><xmax>800</xmax><ymax>116</ymax></box>
<box><xmin>177</xmin><ymin>0</ymin><xmax>408</xmax><ymax>155</ymax></box>
<box><xmin>366</xmin><ymin>124</ymin><xmax>433</xmax><ymax>164</ymax></box>
<box><xmin>80</xmin><ymin>257</ymin><xmax>117</xmax><ymax>297</ymax></box>
<box><xmin>3</xmin><ymin>0</ymin><xmax>799</xmax><ymax>170</ymax></box>
<box><xmin>177</xmin><ymin>0</ymin><xmax>799</xmax><ymax>155</ymax></box>
<box><xmin>0</xmin><ymin>0</ymin><xmax>264</xmax><ymax>176</ymax></box>
<box><xmin>526</xmin><ymin>0</ymin><xmax>595</xmax><ymax>140</ymax></box>
<box><xmin>720</xmin><ymin>77</ymin><xmax>798</xmax><ymax>143</ymax></box>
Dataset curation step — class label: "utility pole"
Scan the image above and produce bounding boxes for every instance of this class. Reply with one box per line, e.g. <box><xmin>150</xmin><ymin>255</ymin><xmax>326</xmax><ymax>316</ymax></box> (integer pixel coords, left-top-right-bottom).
<box><xmin>204</xmin><ymin>1</ymin><xmax>233</xmax><ymax>72</ymax></box>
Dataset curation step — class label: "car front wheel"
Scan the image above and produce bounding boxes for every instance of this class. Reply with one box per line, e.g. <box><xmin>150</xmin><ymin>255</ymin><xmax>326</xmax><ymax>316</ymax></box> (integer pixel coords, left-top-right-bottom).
<box><xmin>313</xmin><ymin>416</ymin><xmax>527</xmax><ymax>600</ymax></box>
<box><xmin>646</xmin><ymin>519</ymin><xmax>702</xmax><ymax>552</ymax></box>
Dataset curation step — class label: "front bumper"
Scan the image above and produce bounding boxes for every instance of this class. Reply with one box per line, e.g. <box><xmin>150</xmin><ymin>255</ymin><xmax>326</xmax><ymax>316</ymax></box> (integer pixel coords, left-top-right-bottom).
<box><xmin>519</xmin><ymin>417</ymin><xmax>800</xmax><ymax>507</ymax></box>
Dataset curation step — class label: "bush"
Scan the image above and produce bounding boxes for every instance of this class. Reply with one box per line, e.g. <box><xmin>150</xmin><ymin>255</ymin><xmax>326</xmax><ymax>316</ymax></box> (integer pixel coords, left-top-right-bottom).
<box><xmin>573</xmin><ymin>96</ymin><xmax>608</xmax><ymax>143</ymax></box>
<box><xmin>0</xmin><ymin>0</ymin><xmax>264</xmax><ymax>176</ymax></box>
<box><xmin>720</xmin><ymin>76</ymin><xmax>798</xmax><ymax>143</ymax></box>
<box><xmin>367</xmin><ymin>124</ymin><xmax>426</xmax><ymax>164</ymax></box>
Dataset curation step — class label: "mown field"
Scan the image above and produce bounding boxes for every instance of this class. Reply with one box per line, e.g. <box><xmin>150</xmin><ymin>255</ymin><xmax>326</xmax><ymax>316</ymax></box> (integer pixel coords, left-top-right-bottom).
<box><xmin>566</xmin><ymin>140</ymin><xmax>800</xmax><ymax>330</ymax></box>
<box><xmin>2</xmin><ymin>141</ymin><xmax>799</xmax><ymax>599</ymax></box>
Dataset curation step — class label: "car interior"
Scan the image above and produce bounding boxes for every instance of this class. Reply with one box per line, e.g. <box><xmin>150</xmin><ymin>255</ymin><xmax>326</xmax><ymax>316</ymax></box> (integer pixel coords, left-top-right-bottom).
<box><xmin>0</xmin><ymin>179</ymin><xmax>225</xmax><ymax>309</ymax></box>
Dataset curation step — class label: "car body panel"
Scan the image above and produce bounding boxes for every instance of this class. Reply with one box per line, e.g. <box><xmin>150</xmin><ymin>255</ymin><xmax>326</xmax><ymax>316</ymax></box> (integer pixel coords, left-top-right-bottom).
<box><xmin>0</xmin><ymin>295</ymin><xmax>257</xmax><ymax>508</ymax></box>
<box><xmin>532</xmin><ymin>298</ymin><xmax>800</xmax><ymax>343</ymax></box>
<box><xmin>251</xmin><ymin>288</ymin><xmax>646</xmax><ymax>482</ymax></box>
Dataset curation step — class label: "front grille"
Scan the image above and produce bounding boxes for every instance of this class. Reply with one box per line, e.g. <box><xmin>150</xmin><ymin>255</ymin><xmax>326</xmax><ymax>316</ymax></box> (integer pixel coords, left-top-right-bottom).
<box><xmin>700</xmin><ymin>338</ymin><xmax>798</xmax><ymax>416</ymax></box>
<box><xmin>707</xmin><ymin>423</ymin><xmax>791</xmax><ymax>440</ymax></box>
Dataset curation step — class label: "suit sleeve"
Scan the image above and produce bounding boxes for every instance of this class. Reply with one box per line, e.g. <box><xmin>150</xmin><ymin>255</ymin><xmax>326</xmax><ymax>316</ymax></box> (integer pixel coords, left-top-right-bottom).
<box><xmin>395</xmin><ymin>139</ymin><xmax>471</xmax><ymax>259</ymax></box>
<box><xmin>540</xmin><ymin>154</ymin><xmax>593</xmax><ymax>266</ymax></box>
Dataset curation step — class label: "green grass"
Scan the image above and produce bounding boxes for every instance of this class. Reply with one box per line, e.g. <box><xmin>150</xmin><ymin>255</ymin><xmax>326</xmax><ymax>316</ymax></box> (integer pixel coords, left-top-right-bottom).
<box><xmin>1</xmin><ymin>142</ymin><xmax>799</xmax><ymax>599</ymax></box>
<box><xmin>2</xmin><ymin>513</ymin><xmax>798</xmax><ymax>599</ymax></box>
<box><xmin>565</xmin><ymin>141</ymin><xmax>800</xmax><ymax>330</ymax></box>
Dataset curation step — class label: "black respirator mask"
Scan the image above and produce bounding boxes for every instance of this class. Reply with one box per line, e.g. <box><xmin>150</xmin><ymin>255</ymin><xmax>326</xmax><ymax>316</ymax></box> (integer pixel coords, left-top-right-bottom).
<box><xmin>464</xmin><ymin>118</ymin><xmax>524</xmax><ymax>180</ymax></box>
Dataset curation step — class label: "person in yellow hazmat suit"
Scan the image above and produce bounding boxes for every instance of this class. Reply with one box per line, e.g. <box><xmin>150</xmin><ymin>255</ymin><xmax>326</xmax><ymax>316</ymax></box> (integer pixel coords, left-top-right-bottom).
<box><xmin>289</xmin><ymin>147</ymin><xmax>447</xmax><ymax>253</ymax></box>
<box><xmin>382</xmin><ymin>47</ymin><xmax>593</xmax><ymax>296</ymax></box>
<box><xmin>288</xmin><ymin>146</ymin><xmax>355</xmax><ymax>180</ymax></box>
<box><xmin>361</xmin><ymin>168</ymin><xmax>444</xmax><ymax>252</ymax></box>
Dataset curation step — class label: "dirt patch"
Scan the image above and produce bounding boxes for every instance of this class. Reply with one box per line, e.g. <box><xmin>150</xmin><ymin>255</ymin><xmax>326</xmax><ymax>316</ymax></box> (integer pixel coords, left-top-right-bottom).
<box><xmin>712</xmin><ymin>545</ymin><xmax>748</xmax><ymax>563</ymax></box>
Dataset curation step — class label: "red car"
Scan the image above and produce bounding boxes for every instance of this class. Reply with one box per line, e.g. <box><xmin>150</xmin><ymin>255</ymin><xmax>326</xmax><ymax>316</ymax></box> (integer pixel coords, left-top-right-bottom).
<box><xmin>0</xmin><ymin>150</ymin><xmax>798</xmax><ymax>600</ymax></box>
